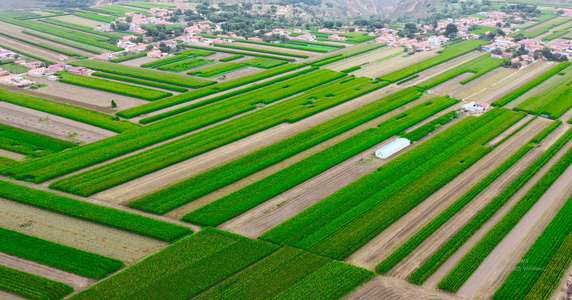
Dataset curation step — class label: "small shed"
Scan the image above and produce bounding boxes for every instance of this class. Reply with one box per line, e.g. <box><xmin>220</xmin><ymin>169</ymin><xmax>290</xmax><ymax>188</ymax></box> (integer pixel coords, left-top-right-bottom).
<box><xmin>375</xmin><ymin>138</ymin><xmax>410</xmax><ymax>159</ymax></box>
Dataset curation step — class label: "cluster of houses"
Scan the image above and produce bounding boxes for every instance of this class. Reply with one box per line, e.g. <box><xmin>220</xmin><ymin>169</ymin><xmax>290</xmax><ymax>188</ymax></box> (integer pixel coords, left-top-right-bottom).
<box><xmin>482</xmin><ymin>37</ymin><xmax>572</xmax><ymax>67</ymax></box>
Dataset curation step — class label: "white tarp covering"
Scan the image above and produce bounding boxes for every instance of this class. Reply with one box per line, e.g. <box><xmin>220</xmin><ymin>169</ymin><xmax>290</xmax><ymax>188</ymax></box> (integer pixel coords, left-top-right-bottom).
<box><xmin>375</xmin><ymin>138</ymin><xmax>411</xmax><ymax>159</ymax></box>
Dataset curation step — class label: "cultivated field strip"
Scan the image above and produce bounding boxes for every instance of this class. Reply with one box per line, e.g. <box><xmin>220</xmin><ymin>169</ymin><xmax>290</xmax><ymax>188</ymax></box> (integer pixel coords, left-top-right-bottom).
<box><xmin>346</xmin><ymin>275</ymin><xmax>464</xmax><ymax>300</ymax></box>
<box><xmin>261</xmin><ymin>108</ymin><xmax>526</xmax><ymax>260</ymax></box>
<box><xmin>129</xmin><ymin>87</ymin><xmax>425</xmax><ymax>214</ymax></box>
<box><xmin>184</xmin><ymin>96</ymin><xmax>458</xmax><ymax>227</ymax></box>
<box><xmin>349</xmin><ymin>117</ymin><xmax>549</xmax><ymax>271</ymax></box>
<box><xmin>0</xmin><ymin>265</ymin><xmax>74</xmax><ymax>300</ymax></box>
<box><xmin>1</xmin><ymin>69</ymin><xmax>339</xmax><ymax>183</ymax></box>
<box><xmin>409</xmin><ymin>125</ymin><xmax>572</xmax><ymax>286</ymax></box>
<box><xmin>49</xmin><ymin>75</ymin><xmax>383</xmax><ymax>197</ymax></box>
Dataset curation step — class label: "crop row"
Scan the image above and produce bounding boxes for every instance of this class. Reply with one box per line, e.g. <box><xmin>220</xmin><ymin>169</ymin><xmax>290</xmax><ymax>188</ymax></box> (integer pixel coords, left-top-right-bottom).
<box><xmin>494</xmin><ymin>193</ymin><xmax>572</xmax><ymax>300</ymax></box>
<box><xmin>0</xmin><ymin>43</ymin><xmax>55</xmax><ymax>65</ymax></box>
<box><xmin>117</xmin><ymin>63</ymin><xmax>304</xmax><ymax>119</ymax></box>
<box><xmin>83</xmin><ymin>5</ymin><xmax>149</xmax><ymax>17</ymax></box>
<box><xmin>260</xmin><ymin>108</ymin><xmax>526</xmax><ymax>260</ymax></box>
<box><xmin>511</xmin><ymin>17</ymin><xmax>572</xmax><ymax>39</ymax></box>
<box><xmin>414</xmin><ymin>54</ymin><xmax>503</xmax><ymax>90</ymax></box>
<box><xmin>109</xmin><ymin>52</ymin><xmax>147</xmax><ymax>62</ymax></box>
<box><xmin>72</xmin><ymin>11</ymin><xmax>116</xmax><ymax>23</ymax></box>
<box><xmin>515</xmin><ymin>67</ymin><xmax>572</xmax><ymax>118</ymax></box>
<box><xmin>195</xmin><ymin>245</ymin><xmax>372</xmax><ymax>300</ymax></box>
<box><xmin>92</xmin><ymin>72</ymin><xmax>188</xmax><ymax>92</ymax></box>
<box><xmin>0</xmin><ymin>88</ymin><xmax>139</xmax><ymax>133</ymax></box>
<box><xmin>0</xmin><ymin>265</ymin><xmax>73</xmax><ymax>300</ymax></box>
<box><xmin>58</xmin><ymin>72</ymin><xmax>173</xmax><ymax>101</ymax></box>
<box><xmin>0</xmin><ymin>31</ymin><xmax>85</xmax><ymax>57</ymax></box>
<box><xmin>74</xmin><ymin>60</ymin><xmax>216</xmax><ymax>88</ymax></box>
<box><xmin>0</xmin><ymin>227</ymin><xmax>123</xmax><ymax>279</ymax></box>
<box><xmin>0</xmin><ymin>123</ymin><xmax>76</xmax><ymax>158</ymax></box>
<box><xmin>22</xmin><ymin>29</ymin><xmax>107</xmax><ymax>54</ymax></box>
<box><xmin>140</xmin><ymin>49</ymin><xmax>215</xmax><ymax>68</ymax></box>
<box><xmin>542</xmin><ymin>27</ymin><xmax>572</xmax><ymax>41</ymax></box>
<box><xmin>39</xmin><ymin>18</ymin><xmax>123</xmax><ymax>39</ymax></box>
<box><xmin>402</xmin><ymin>111</ymin><xmax>458</xmax><ymax>141</ymax></box>
<box><xmin>0</xmin><ymin>179</ymin><xmax>192</xmax><ymax>242</ymax></box>
<box><xmin>219</xmin><ymin>54</ymin><xmax>244</xmax><ymax>61</ymax></box>
<box><xmin>379</xmin><ymin>39</ymin><xmax>487</xmax><ymax>83</ymax></box>
<box><xmin>438</xmin><ymin>128</ymin><xmax>572</xmax><ymax>292</ymax></box>
<box><xmin>409</xmin><ymin>125</ymin><xmax>572</xmax><ymax>285</ymax></box>
<box><xmin>214</xmin><ymin>43</ymin><xmax>309</xmax><ymax>58</ymax></box>
<box><xmin>309</xmin><ymin>43</ymin><xmax>386</xmax><ymax>67</ymax></box>
<box><xmin>50</xmin><ymin>75</ymin><xmax>380</xmax><ymax>197</ymax></box>
<box><xmin>156</xmin><ymin>57</ymin><xmax>214</xmax><ymax>72</ymax></box>
<box><xmin>188</xmin><ymin>62</ymin><xmax>245</xmax><ymax>77</ymax></box>
<box><xmin>493</xmin><ymin>61</ymin><xmax>570</xmax><ymax>106</ymax></box>
<box><xmin>341</xmin><ymin>66</ymin><xmax>361</xmax><ymax>73</ymax></box>
<box><xmin>0</xmin><ymin>67</ymin><xmax>318</xmax><ymax>183</ymax></box>
<box><xmin>376</xmin><ymin>120</ymin><xmax>561</xmax><ymax>274</ymax></box>
<box><xmin>186</xmin><ymin>44</ymin><xmax>297</xmax><ymax>61</ymax></box>
<box><xmin>240</xmin><ymin>39</ymin><xmax>332</xmax><ymax>52</ymax></box>
<box><xmin>396</xmin><ymin>74</ymin><xmax>420</xmax><ymax>85</ymax></box>
<box><xmin>243</xmin><ymin>57</ymin><xmax>288</xmax><ymax>69</ymax></box>
<box><xmin>130</xmin><ymin>87</ymin><xmax>426</xmax><ymax>214</ymax></box>
<box><xmin>283</xmin><ymin>39</ymin><xmax>345</xmax><ymax>48</ymax></box>
<box><xmin>0</xmin><ymin>157</ymin><xmax>16</xmax><ymax>169</ymax></box>
<box><xmin>69</xmin><ymin>228</ymin><xmax>279</xmax><ymax>300</ymax></box>
<box><xmin>184</xmin><ymin>96</ymin><xmax>457</xmax><ymax>226</ymax></box>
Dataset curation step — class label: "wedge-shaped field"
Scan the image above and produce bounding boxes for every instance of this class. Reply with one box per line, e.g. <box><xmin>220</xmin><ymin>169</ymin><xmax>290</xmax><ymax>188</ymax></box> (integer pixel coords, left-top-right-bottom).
<box><xmin>261</xmin><ymin>108</ymin><xmax>526</xmax><ymax>260</ymax></box>
<box><xmin>188</xmin><ymin>62</ymin><xmax>245</xmax><ymax>77</ymax></box>
<box><xmin>494</xmin><ymin>193</ymin><xmax>572</xmax><ymax>300</ymax></box>
<box><xmin>70</xmin><ymin>228</ymin><xmax>371</xmax><ymax>300</ymax></box>
<box><xmin>0</xmin><ymin>123</ymin><xmax>77</xmax><ymax>158</ymax></box>
<box><xmin>242</xmin><ymin>57</ymin><xmax>288</xmax><ymax>69</ymax></box>
<box><xmin>0</xmin><ymin>88</ymin><xmax>139</xmax><ymax>133</ymax></box>
<box><xmin>378</xmin><ymin>39</ymin><xmax>486</xmax><ymax>83</ymax></box>
<box><xmin>156</xmin><ymin>58</ymin><xmax>214</xmax><ymax>72</ymax></box>
<box><xmin>183</xmin><ymin>96</ymin><xmax>458</xmax><ymax>226</ymax></box>
<box><xmin>0</xmin><ymin>227</ymin><xmax>123</xmax><ymax>279</ymax></box>
<box><xmin>73</xmin><ymin>60</ymin><xmax>216</xmax><ymax>88</ymax></box>
<box><xmin>0</xmin><ymin>180</ymin><xmax>192</xmax><ymax>242</ymax></box>
<box><xmin>58</xmin><ymin>72</ymin><xmax>172</xmax><ymax>101</ymax></box>
<box><xmin>0</xmin><ymin>265</ymin><xmax>73</xmax><ymax>300</ymax></box>
<box><xmin>515</xmin><ymin>66</ymin><xmax>572</xmax><ymax>118</ymax></box>
<box><xmin>140</xmin><ymin>49</ymin><xmax>215</xmax><ymax>68</ymax></box>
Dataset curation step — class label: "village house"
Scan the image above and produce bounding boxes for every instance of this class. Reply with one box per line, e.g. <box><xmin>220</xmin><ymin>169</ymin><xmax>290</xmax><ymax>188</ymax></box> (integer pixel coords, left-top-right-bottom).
<box><xmin>147</xmin><ymin>50</ymin><xmax>167</xmax><ymax>58</ymax></box>
<box><xmin>25</xmin><ymin>61</ymin><xmax>43</xmax><ymax>69</ymax></box>
<box><xmin>58</xmin><ymin>54</ymin><xmax>69</xmax><ymax>61</ymax></box>
<box><xmin>94</xmin><ymin>52</ymin><xmax>115</xmax><ymax>61</ymax></box>
<box><xmin>0</xmin><ymin>49</ymin><xmax>15</xmax><ymax>59</ymax></box>
<box><xmin>27</xmin><ymin>67</ymin><xmax>47</xmax><ymax>77</ymax></box>
<box><xmin>328</xmin><ymin>34</ymin><xmax>346</xmax><ymax>41</ymax></box>
<box><xmin>68</xmin><ymin>66</ymin><xmax>93</xmax><ymax>76</ymax></box>
<box><xmin>48</xmin><ymin>63</ymin><xmax>70</xmax><ymax>72</ymax></box>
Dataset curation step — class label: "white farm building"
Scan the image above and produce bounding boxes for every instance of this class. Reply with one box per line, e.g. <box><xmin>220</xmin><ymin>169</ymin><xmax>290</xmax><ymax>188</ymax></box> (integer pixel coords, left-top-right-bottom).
<box><xmin>375</xmin><ymin>138</ymin><xmax>411</xmax><ymax>159</ymax></box>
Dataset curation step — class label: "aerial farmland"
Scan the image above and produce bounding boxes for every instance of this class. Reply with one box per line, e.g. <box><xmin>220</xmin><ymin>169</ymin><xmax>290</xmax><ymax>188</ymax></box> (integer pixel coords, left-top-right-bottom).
<box><xmin>1</xmin><ymin>0</ymin><xmax>572</xmax><ymax>299</ymax></box>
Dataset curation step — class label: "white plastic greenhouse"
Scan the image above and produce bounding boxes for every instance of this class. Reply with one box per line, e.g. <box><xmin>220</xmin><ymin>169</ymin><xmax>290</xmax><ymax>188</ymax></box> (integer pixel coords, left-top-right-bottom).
<box><xmin>375</xmin><ymin>138</ymin><xmax>410</xmax><ymax>159</ymax></box>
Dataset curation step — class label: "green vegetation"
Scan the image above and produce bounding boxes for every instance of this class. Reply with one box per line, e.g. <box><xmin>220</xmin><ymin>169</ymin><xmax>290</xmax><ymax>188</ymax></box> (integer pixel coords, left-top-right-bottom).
<box><xmin>0</xmin><ymin>123</ymin><xmax>77</xmax><ymax>158</ymax></box>
<box><xmin>0</xmin><ymin>227</ymin><xmax>123</xmax><ymax>279</ymax></box>
<box><xmin>415</xmin><ymin>54</ymin><xmax>503</xmax><ymax>89</ymax></box>
<box><xmin>0</xmin><ymin>265</ymin><xmax>73</xmax><ymax>300</ymax></box>
<box><xmin>117</xmin><ymin>63</ymin><xmax>303</xmax><ymax>118</ymax></box>
<box><xmin>50</xmin><ymin>74</ymin><xmax>382</xmax><ymax>197</ymax></box>
<box><xmin>494</xmin><ymin>193</ymin><xmax>572</xmax><ymax>300</ymax></box>
<box><xmin>341</xmin><ymin>66</ymin><xmax>361</xmax><ymax>73</ymax></box>
<box><xmin>22</xmin><ymin>30</ymin><xmax>108</xmax><ymax>54</ymax></box>
<box><xmin>195</xmin><ymin>246</ymin><xmax>372</xmax><ymax>300</ymax></box>
<box><xmin>72</xmin><ymin>11</ymin><xmax>116</xmax><ymax>23</ymax></box>
<box><xmin>0</xmin><ymin>32</ymin><xmax>85</xmax><ymax>58</ymax></box>
<box><xmin>261</xmin><ymin>109</ymin><xmax>526</xmax><ymax>260</ymax></box>
<box><xmin>409</xmin><ymin>126</ymin><xmax>572</xmax><ymax>285</ymax></box>
<box><xmin>376</xmin><ymin>120</ymin><xmax>561</xmax><ymax>274</ymax></box>
<box><xmin>214</xmin><ymin>43</ymin><xmax>309</xmax><ymax>58</ymax></box>
<box><xmin>0</xmin><ymin>62</ymin><xmax>28</xmax><ymax>74</ymax></box>
<box><xmin>0</xmin><ymin>157</ymin><xmax>17</xmax><ymax>169</ymax></box>
<box><xmin>129</xmin><ymin>87</ymin><xmax>426</xmax><ymax>214</ymax></box>
<box><xmin>186</xmin><ymin>45</ymin><xmax>297</xmax><ymax>62</ymax></box>
<box><xmin>92</xmin><ymin>72</ymin><xmax>188</xmax><ymax>92</ymax></box>
<box><xmin>379</xmin><ymin>39</ymin><xmax>486</xmax><ymax>83</ymax></box>
<box><xmin>310</xmin><ymin>43</ymin><xmax>386</xmax><ymax>67</ymax></box>
<box><xmin>402</xmin><ymin>111</ymin><xmax>458</xmax><ymax>141</ymax></box>
<box><xmin>109</xmin><ymin>52</ymin><xmax>147</xmax><ymax>62</ymax></box>
<box><xmin>0</xmin><ymin>88</ymin><xmax>139</xmax><ymax>133</ymax></box>
<box><xmin>156</xmin><ymin>57</ymin><xmax>214</xmax><ymax>72</ymax></box>
<box><xmin>188</xmin><ymin>62</ymin><xmax>245</xmax><ymax>77</ymax></box>
<box><xmin>396</xmin><ymin>74</ymin><xmax>419</xmax><ymax>85</ymax></box>
<box><xmin>183</xmin><ymin>96</ymin><xmax>458</xmax><ymax>226</ymax></box>
<box><xmin>511</xmin><ymin>17</ymin><xmax>572</xmax><ymax>39</ymax></box>
<box><xmin>493</xmin><ymin>62</ymin><xmax>570</xmax><ymax>106</ymax></box>
<box><xmin>0</xmin><ymin>179</ymin><xmax>192</xmax><ymax>242</ymax></box>
<box><xmin>220</xmin><ymin>54</ymin><xmax>244</xmax><ymax>61</ymax></box>
<box><xmin>58</xmin><ymin>72</ymin><xmax>172</xmax><ymax>101</ymax></box>
<box><xmin>240</xmin><ymin>39</ymin><xmax>339</xmax><ymax>52</ymax></box>
<box><xmin>439</xmin><ymin>128</ymin><xmax>572</xmax><ymax>292</ymax></box>
<box><xmin>40</xmin><ymin>18</ymin><xmax>123</xmax><ymax>39</ymax></box>
<box><xmin>242</xmin><ymin>57</ymin><xmax>287</xmax><ymax>69</ymax></box>
<box><xmin>73</xmin><ymin>60</ymin><xmax>216</xmax><ymax>88</ymax></box>
<box><xmin>4</xmin><ymin>69</ymin><xmax>338</xmax><ymax>184</ymax></box>
<box><xmin>70</xmin><ymin>229</ymin><xmax>279</xmax><ymax>300</ymax></box>
<box><xmin>140</xmin><ymin>49</ymin><xmax>215</xmax><ymax>68</ymax></box>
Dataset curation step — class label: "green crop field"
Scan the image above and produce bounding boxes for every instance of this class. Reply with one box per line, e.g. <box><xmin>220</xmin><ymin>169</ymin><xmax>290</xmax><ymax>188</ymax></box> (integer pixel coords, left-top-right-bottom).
<box><xmin>0</xmin><ymin>123</ymin><xmax>77</xmax><ymax>158</ymax></box>
<box><xmin>214</xmin><ymin>43</ymin><xmax>309</xmax><ymax>58</ymax></box>
<box><xmin>188</xmin><ymin>62</ymin><xmax>246</xmax><ymax>77</ymax></box>
<box><xmin>0</xmin><ymin>265</ymin><xmax>73</xmax><ymax>300</ymax></box>
<box><xmin>92</xmin><ymin>72</ymin><xmax>188</xmax><ymax>92</ymax></box>
<box><xmin>242</xmin><ymin>57</ymin><xmax>287</xmax><ymax>68</ymax></box>
<box><xmin>156</xmin><ymin>57</ymin><xmax>215</xmax><ymax>72</ymax></box>
<box><xmin>58</xmin><ymin>72</ymin><xmax>173</xmax><ymax>100</ymax></box>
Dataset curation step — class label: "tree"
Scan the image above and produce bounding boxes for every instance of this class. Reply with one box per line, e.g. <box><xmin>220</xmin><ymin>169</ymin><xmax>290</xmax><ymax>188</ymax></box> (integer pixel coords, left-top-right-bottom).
<box><xmin>497</xmin><ymin>28</ymin><xmax>506</xmax><ymax>36</ymax></box>
<box><xmin>445</xmin><ymin>23</ymin><xmax>458</xmax><ymax>38</ymax></box>
<box><xmin>126</xmin><ymin>16</ymin><xmax>132</xmax><ymax>23</ymax></box>
<box><xmin>146</xmin><ymin>45</ymin><xmax>153</xmax><ymax>51</ymax></box>
<box><xmin>504</xmin><ymin>22</ymin><xmax>511</xmax><ymax>28</ymax></box>
<box><xmin>110</xmin><ymin>100</ymin><xmax>117</xmax><ymax>108</ymax></box>
<box><xmin>159</xmin><ymin>42</ymin><xmax>170</xmax><ymax>53</ymax></box>
<box><xmin>492</xmin><ymin>47</ymin><xmax>502</xmax><ymax>55</ymax></box>
<box><xmin>512</xmin><ymin>62</ymin><xmax>522</xmax><ymax>68</ymax></box>
<box><xmin>496</xmin><ymin>21</ymin><xmax>502</xmax><ymax>27</ymax></box>
<box><xmin>501</xmin><ymin>59</ymin><xmax>512</xmax><ymax>68</ymax></box>
<box><xmin>487</xmin><ymin>31</ymin><xmax>497</xmax><ymax>40</ymax></box>
<box><xmin>513</xmin><ymin>33</ymin><xmax>525</xmax><ymax>42</ymax></box>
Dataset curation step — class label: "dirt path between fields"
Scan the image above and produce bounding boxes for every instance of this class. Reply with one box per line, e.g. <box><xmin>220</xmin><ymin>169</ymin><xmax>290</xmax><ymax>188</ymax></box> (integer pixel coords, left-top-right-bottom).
<box><xmin>354</xmin><ymin>50</ymin><xmax>438</xmax><ymax>79</ymax></box>
<box><xmin>98</xmin><ymin>85</ymin><xmax>404</xmax><ymax>207</ymax></box>
<box><xmin>458</xmin><ymin>146</ymin><xmax>572</xmax><ymax>299</ymax></box>
<box><xmin>325</xmin><ymin>47</ymin><xmax>403</xmax><ymax>72</ymax></box>
<box><xmin>218</xmin><ymin>101</ymin><xmax>462</xmax><ymax>237</ymax></box>
<box><xmin>0</xmin><ymin>252</ymin><xmax>94</xmax><ymax>290</ymax></box>
<box><xmin>345</xmin><ymin>117</ymin><xmax>547</xmax><ymax>271</ymax></box>
<box><xmin>550</xmin><ymin>261</ymin><xmax>572</xmax><ymax>300</ymax></box>
<box><xmin>345</xmin><ymin>275</ymin><xmax>466</xmax><ymax>300</ymax></box>
<box><xmin>0</xmin><ymin>149</ymin><xmax>26</xmax><ymax>161</ymax></box>
<box><xmin>421</xmin><ymin>125</ymin><xmax>571</xmax><ymax>289</ymax></box>
<box><xmin>0</xmin><ymin>290</ymin><xmax>26</xmax><ymax>300</ymax></box>
<box><xmin>233</xmin><ymin>41</ymin><xmax>319</xmax><ymax>58</ymax></box>
<box><xmin>0</xmin><ymin>102</ymin><xmax>115</xmax><ymax>143</ymax></box>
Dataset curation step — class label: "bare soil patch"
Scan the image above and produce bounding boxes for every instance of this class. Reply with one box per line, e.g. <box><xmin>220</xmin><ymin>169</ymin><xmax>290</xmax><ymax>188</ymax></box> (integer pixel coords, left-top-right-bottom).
<box><xmin>0</xmin><ymin>198</ymin><xmax>168</xmax><ymax>263</ymax></box>
<box><xmin>355</xmin><ymin>50</ymin><xmax>439</xmax><ymax>79</ymax></box>
<box><xmin>346</xmin><ymin>275</ymin><xmax>466</xmax><ymax>300</ymax></box>
<box><xmin>325</xmin><ymin>47</ymin><xmax>402</xmax><ymax>72</ymax></box>
<box><xmin>53</xmin><ymin>15</ymin><xmax>103</xmax><ymax>27</ymax></box>
<box><xmin>0</xmin><ymin>149</ymin><xmax>26</xmax><ymax>161</ymax></box>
